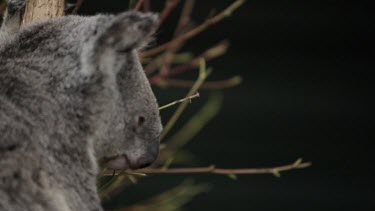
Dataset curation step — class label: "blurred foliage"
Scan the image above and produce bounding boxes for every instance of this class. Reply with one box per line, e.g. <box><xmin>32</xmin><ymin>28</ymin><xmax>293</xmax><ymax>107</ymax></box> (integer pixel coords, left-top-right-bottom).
<box><xmin>115</xmin><ymin>180</ymin><xmax>210</xmax><ymax>211</ymax></box>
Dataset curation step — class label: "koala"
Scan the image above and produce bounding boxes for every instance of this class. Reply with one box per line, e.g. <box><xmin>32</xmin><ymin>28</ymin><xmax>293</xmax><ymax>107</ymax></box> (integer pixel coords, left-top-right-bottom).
<box><xmin>0</xmin><ymin>0</ymin><xmax>162</xmax><ymax>210</ymax></box>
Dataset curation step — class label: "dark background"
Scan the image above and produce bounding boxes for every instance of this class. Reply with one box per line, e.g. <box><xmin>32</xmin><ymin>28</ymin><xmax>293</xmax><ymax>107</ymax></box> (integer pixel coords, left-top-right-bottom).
<box><xmin>80</xmin><ymin>0</ymin><xmax>373</xmax><ymax>210</ymax></box>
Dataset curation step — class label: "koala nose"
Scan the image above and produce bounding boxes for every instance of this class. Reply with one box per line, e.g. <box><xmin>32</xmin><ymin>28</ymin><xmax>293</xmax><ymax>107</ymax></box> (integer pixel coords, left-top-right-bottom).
<box><xmin>133</xmin><ymin>143</ymin><xmax>159</xmax><ymax>169</ymax></box>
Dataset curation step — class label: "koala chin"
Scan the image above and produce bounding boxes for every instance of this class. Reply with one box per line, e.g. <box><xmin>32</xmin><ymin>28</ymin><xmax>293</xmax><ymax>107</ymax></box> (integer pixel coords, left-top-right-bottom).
<box><xmin>0</xmin><ymin>0</ymin><xmax>162</xmax><ymax>210</ymax></box>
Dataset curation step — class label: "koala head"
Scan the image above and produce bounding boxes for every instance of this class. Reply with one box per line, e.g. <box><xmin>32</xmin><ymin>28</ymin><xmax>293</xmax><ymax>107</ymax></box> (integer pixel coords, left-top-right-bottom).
<box><xmin>83</xmin><ymin>12</ymin><xmax>163</xmax><ymax>170</ymax></box>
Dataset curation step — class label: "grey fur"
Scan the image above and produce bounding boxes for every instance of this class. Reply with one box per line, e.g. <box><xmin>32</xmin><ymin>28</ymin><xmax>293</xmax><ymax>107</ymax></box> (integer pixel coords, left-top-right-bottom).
<box><xmin>0</xmin><ymin>1</ymin><xmax>162</xmax><ymax>210</ymax></box>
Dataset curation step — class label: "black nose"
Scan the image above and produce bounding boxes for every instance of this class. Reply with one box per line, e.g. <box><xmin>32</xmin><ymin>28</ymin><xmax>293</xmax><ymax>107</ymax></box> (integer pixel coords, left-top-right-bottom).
<box><xmin>134</xmin><ymin>143</ymin><xmax>159</xmax><ymax>169</ymax></box>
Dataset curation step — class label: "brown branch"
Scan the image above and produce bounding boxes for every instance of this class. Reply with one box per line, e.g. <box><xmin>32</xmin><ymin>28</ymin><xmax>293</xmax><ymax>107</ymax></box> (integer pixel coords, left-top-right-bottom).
<box><xmin>155</xmin><ymin>76</ymin><xmax>242</xmax><ymax>90</ymax></box>
<box><xmin>140</xmin><ymin>0</ymin><xmax>246</xmax><ymax>58</ymax></box>
<box><xmin>158</xmin><ymin>0</ymin><xmax>194</xmax><ymax>77</ymax></box>
<box><xmin>144</xmin><ymin>54</ymin><xmax>164</xmax><ymax>75</ymax></box>
<box><xmin>102</xmin><ymin>159</ymin><xmax>312</xmax><ymax>177</ymax></box>
<box><xmin>142</xmin><ymin>0</ymin><xmax>150</xmax><ymax>12</ymax></box>
<box><xmin>160</xmin><ymin>59</ymin><xmax>210</xmax><ymax>140</ymax></box>
<box><xmin>143</xmin><ymin>52</ymin><xmax>192</xmax><ymax>76</ymax></box>
<box><xmin>147</xmin><ymin>40</ymin><xmax>229</xmax><ymax>81</ymax></box>
<box><xmin>134</xmin><ymin>0</ymin><xmax>145</xmax><ymax>11</ymax></box>
<box><xmin>156</xmin><ymin>0</ymin><xmax>179</xmax><ymax>29</ymax></box>
<box><xmin>72</xmin><ymin>0</ymin><xmax>85</xmax><ymax>14</ymax></box>
<box><xmin>168</xmin><ymin>40</ymin><xmax>229</xmax><ymax>76</ymax></box>
<box><xmin>22</xmin><ymin>0</ymin><xmax>64</xmax><ymax>25</ymax></box>
<box><xmin>173</xmin><ymin>0</ymin><xmax>195</xmax><ymax>36</ymax></box>
<box><xmin>159</xmin><ymin>92</ymin><xmax>200</xmax><ymax>111</ymax></box>
<box><xmin>159</xmin><ymin>94</ymin><xmax>223</xmax><ymax>165</ymax></box>
<box><xmin>0</xmin><ymin>1</ymin><xmax>6</xmax><ymax>17</ymax></box>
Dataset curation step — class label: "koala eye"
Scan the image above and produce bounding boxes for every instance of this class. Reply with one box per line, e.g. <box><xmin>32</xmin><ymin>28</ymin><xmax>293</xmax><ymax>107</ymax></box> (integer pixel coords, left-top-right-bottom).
<box><xmin>137</xmin><ymin>116</ymin><xmax>145</xmax><ymax>127</ymax></box>
<box><xmin>132</xmin><ymin>116</ymin><xmax>146</xmax><ymax>133</ymax></box>
<box><xmin>117</xmin><ymin>47</ymin><xmax>132</xmax><ymax>54</ymax></box>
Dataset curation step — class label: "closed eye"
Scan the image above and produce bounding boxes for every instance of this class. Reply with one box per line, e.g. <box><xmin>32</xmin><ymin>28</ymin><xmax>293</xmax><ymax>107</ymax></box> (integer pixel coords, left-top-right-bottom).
<box><xmin>117</xmin><ymin>47</ymin><xmax>132</xmax><ymax>54</ymax></box>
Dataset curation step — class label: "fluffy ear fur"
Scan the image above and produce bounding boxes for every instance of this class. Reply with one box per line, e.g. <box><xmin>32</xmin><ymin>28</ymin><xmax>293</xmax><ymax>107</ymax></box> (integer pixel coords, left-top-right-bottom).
<box><xmin>0</xmin><ymin>0</ymin><xmax>25</xmax><ymax>44</ymax></box>
<box><xmin>97</xmin><ymin>12</ymin><xmax>158</xmax><ymax>52</ymax></box>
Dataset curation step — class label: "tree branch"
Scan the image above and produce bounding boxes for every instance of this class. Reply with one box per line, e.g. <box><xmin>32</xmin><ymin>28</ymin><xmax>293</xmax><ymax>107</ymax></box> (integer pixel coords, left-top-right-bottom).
<box><xmin>156</xmin><ymin>0</ymin><xmax>179</xmax><ymax>29</ymax></box>
<box><xmin>134</xmin><ymin>0</ymin><xmax>144</xmax><ymax>11</ymax></box>
<box><xmin>142</xmin><ymin>0</ymin><xmax>150</xmax><ymax>12</ymax></box>
<box><xmin>0</xmin><ymin>1</ymin><xmax>6</xmax><ymax>17</ymax></box>
<box><xmin>102</xmin><ymin>159</ymin><xmax>312</xmax><ymax>178</ymax></box>
<box><xmin>148</xmin><ymin>40</ymin><xmax>229</xmax><ymax>82</ymax></box>
<box><xmin>160</xmin><ymin>59</ymin><xmax>210</xmax><ymax>140</ymax></box>
<box><xmin>159</xmin><ymin>92</ymin><xmax>200</xmax><ymax>111</ymax></box>
<box><xmin>140</xmin><ymin>0</ymin><xmax>246</xmax><ymax>58</ymax></box>
<box><xmin>72</xmin><ymin>0</ymin><xmax>85</xmax><ymax>14</ymax></box>
<box><xmin>158</xmin><ymin>0</ymin><xmax>194</xmax><ymax>77</ymax></box>
<box><xmin>155</xmin><ymin>76</ymin><xmax>242</xmax><ymax>90</ymax></box>
<box><xmin>22</xmin><ymin>0</ymin><xmax>64</xmax><ymax>25</ymax></box>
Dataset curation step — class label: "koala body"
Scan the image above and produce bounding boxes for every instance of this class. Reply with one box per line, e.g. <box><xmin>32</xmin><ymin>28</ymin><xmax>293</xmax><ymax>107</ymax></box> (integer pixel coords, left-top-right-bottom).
<box><xmin>0</xmin><ymin>1</ymin><xmax>162</xmax><ymax>210</ymax></box>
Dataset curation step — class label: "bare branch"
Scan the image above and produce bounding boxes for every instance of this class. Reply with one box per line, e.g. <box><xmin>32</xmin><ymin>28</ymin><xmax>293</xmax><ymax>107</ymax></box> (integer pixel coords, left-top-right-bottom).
<box><xmin>157</xmin><ymin>0</ymin><xmax>180</xmax><ymax>29</ymax></box>
<box><xmin>158</xmin><ymin>0</ymin><xmax>195</xmax><ymax>77</ymax></box>
<box><xmin>142</xmin><ymin>0</ymin><xmax>150</xmax><ymax>12</ymax></box>
<box><xmin>159</xmin><ymin>92</ymin><xmax>200</xmax><ymax>111</ymax></box>
<box><xmin>72</xmin><ymin>0</ymin><xmax>85</xmax><ymax>14</ymax></box>
<box><xmin>148</xmin><ymin>40</ymin><xmax>229</xmax><ymax>85</ymax></box>
<box><xmin>140</xmin><ymin>0</ymin><xmax>246</xmax><ymax>58</ymax></box>
<box><xmin>166</xmin><ymin>40</ymin><xmax>230</xmax><ymax>77</ymax></box>
<box><xmin>134</xmin><ymin>0</ymin><xmax>145</xmax><ymax>11</ymax></box>
<box><xmin>156</xmin><ymin>76</ymin><xmax>242</xmax><ymax>90</ymax></box>
<box><xmin>160</xmin><ymin>59</ymin><xmax>210</xmax><ymax>140</ymax></box>
<box><xmin>174</xmin><ymin>0</ymin><xmax>195</xmax><ymax>36</ymax></box>
<box><xmin>160</xmin><ymin>94</ymin><xmax>223</xmax><ymax>164</ymax></box>
<box><xmin>102</xmin><ymin>159</ymin><xmax>312</xmax><ymax>177</ymax></box>
<box><xmin>0</xmin><ymin>1</ymin><xmax>6</xmax><ymax>17</ymax></box>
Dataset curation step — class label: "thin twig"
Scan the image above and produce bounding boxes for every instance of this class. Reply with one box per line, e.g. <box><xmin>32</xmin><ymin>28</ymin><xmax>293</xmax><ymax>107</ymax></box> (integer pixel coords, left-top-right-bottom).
<box><xmin>160</xmin><ymin>59</ymin><xmax>210</xmax><ymax>140</ymax></box>
<box><xmin>0</xmin><ymin>2</ymin><xmax>6</xmax><ymax>16</ymax></box>
<box><xmin>141</xmin><ymin>0</ymin><xmax>246</xmax><ymax>58</ymax></box>
<box><xmin>156</xmin><ymin>76</ymin><xmax>242</xmax><ymax>90</ymax></box>
<box><xmin>72</xmin><ymin>0</ymin><xmax>85</xmax><ymax>14</ymax></box>
<box><xmin>128</xmin><ymin>0</ymin><xmax>134</xmax><ymax>10</ymax></box>
<box><xmin>159</xmin><ymin>92</ymin><xmax>200</xmax><ymax>111</ymax></box>
<box><xmin>144</xmin><ymin>54</ymin><xmax>165</xmax><ymax>75</ymax></box>
<box><xmin>156</xmin><ymin>0</ymin><xmax>180</xmax><ymax>29</ymax></box>
<box><xmin>151</xmin><ymin>40</ymin><xmax>230</xmax><ymax>80</ymax></box>
<box><xmin>145</xmin><ymin>38</ymin><xmax>227</xmax><ymax>77</ymax></box>
<box><xmin>159</xmin><ymin>0</ymin><xmax>194</xmax><ymax>77</ymax></box>
<box><xmin>174</xmin><ymin>0</ymin><xmax>195</xmax><ymax>36</ymax></box>
<box><xmin>144</xmin><ymin>1</ymin><xmax>193</xmax><ymax>76</ymax></box>
<box><xmin>159</xmin><ymin>94</ymin><xmax>223</xmax><ymax>166</ymax></box>
<box><xmin>142</xmin><ymin>0</ymin><xmax>150</xmax><ymax>12</ymax></box>
<box><xmin>102</xmin><ymin>159</ymin><xmax>312</xmax><ymax>177</ymax></box>
<box><xmin>170</xmin><ymin>40</ymin><xmax>229</xmax><ymax>76</ymax></box>
<box><xmin>134</xmin><ymin>0</ymin><xmax>145</xmax><ymax>11</ymax></box>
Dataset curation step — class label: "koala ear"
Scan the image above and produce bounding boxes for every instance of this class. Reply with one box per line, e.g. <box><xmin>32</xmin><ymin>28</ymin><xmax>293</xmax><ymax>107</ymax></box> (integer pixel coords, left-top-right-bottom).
<box><xmin>98</xmin><ymin>12</ymin><xmax>158</xmax><ymax>52</ymax></box>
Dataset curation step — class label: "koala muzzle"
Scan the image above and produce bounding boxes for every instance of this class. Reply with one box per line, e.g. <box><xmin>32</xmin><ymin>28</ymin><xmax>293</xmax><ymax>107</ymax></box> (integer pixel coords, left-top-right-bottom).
<box><xmin>106</xmin><ymin>142</ymin><xmax>159</xmax><ymax>170</ymax></box>
<box><xmin>134</xmin><ymin>143</ymin><xmax>159</xmax><ymax>169</ymax></box>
